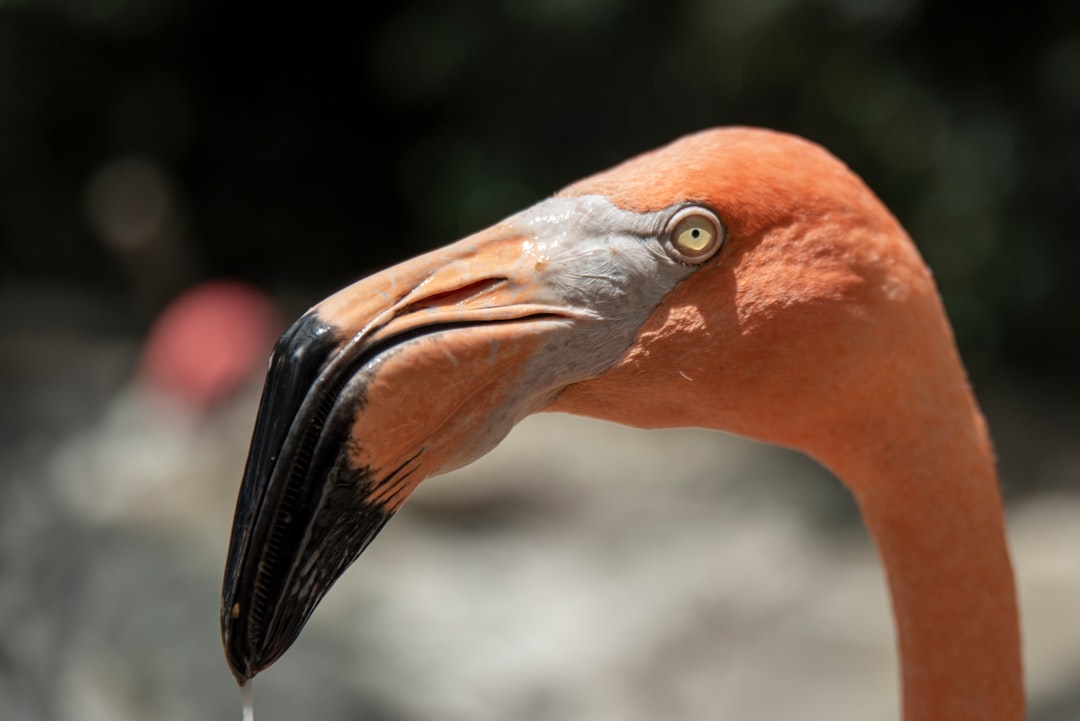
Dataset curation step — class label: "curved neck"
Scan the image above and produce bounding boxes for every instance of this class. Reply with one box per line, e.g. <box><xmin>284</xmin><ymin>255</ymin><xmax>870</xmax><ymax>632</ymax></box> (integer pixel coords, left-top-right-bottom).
<box><xmin>817</xmin><ymin>381</ymin><xmax>1024</xmax><ymax>720</ymax></box>
<box><xmin>544</xmin><ymin>189</ymin><xmax>1026</xmax><ymax>718</ymax></box>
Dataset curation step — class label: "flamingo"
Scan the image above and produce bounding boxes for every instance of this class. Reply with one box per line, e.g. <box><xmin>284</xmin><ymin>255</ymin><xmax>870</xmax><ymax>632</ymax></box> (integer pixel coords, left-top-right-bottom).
<box><xmin>220</xmin><ymin>127</ymin><xmax>1025</xmax><ymax>720</ymax></box>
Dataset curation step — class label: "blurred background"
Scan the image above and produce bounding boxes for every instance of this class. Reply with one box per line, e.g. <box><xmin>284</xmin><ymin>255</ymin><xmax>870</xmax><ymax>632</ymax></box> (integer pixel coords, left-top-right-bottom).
<box><xmin>1</xmin><ymin>0</ymin><xmax>1078</xmax><ymax>720</ymax></box>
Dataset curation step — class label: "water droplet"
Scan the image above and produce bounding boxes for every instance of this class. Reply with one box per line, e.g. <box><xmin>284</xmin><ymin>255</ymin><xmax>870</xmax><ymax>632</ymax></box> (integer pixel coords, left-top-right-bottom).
<box><xmin>241</xmin><ymin>679</ymin><xmax>254</xmax><ymax>721</ymax></box>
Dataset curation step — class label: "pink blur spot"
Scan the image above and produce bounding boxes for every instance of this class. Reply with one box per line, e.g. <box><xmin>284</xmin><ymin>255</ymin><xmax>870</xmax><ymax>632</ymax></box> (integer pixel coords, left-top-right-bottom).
<box><xmin>138</xmin><ymin>280</ymin><xmax>283</xmax><ymax>410</ymax></box>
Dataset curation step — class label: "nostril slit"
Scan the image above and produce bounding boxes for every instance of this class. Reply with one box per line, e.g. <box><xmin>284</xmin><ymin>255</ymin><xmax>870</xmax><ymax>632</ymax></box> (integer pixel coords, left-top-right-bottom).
<box><xmin>404</xmin><ymin>278</ymin><xmax>506</xmax><ymax>313</ymax></box>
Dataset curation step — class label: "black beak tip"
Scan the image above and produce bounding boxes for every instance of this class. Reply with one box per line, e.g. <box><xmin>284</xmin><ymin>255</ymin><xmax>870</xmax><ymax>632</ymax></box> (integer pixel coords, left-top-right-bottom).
<box><xmin>218</xmin><ymin>310</ymin><xmax>347</xmax><ymax>684</ymax></box>
<box><xmin>217</xmin><ymin>306</ymin><xmax>416</xmax><ymax>682</ymax></box>
<box><xmin>221</xmin><ymin>606</ymin><xmax>253</xmax><ymax>684</ymax></box>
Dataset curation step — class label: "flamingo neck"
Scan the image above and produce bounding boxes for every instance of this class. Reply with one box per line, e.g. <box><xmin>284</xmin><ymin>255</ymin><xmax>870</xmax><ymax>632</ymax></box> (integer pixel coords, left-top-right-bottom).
<box><xmin>816</xmin><ymin>380</ymin><xmax>1024</xmax><ymax>720</ymax></box>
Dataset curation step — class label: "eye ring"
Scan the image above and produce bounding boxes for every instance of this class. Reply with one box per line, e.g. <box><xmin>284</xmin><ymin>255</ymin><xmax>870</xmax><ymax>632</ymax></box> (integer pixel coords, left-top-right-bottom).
<box><xmin>664</xmin><ymin>206</ymin><xmax>725</xmax><ymax>264</ymax></box>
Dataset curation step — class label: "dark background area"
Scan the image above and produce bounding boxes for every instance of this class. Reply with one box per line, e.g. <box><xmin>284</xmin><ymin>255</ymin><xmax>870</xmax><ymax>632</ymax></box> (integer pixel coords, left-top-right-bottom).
<box><xmin>0</xmin><ymin>2</ymin><xmax>1078</xmax><ymax>721</ymax></box>
<box><xmin>2</xmin><ymin>0</ymin><xmax>1079</xmax><ymax>374</ymax></box>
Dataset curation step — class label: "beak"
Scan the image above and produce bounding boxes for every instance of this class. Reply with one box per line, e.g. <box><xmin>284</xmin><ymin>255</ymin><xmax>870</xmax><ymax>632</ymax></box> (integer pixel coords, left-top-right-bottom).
<box><xmin>220</xmin><ymin>195</ymin><xmax>697</xmax><ymax>683</ymax></box>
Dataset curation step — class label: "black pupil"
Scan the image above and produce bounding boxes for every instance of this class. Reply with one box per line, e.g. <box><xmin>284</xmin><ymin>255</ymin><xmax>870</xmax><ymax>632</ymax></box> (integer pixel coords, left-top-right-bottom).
<box><xmin>691</xmin><ymin>229</ymin><xmax>700</xmax><ymax>238</ymax></box>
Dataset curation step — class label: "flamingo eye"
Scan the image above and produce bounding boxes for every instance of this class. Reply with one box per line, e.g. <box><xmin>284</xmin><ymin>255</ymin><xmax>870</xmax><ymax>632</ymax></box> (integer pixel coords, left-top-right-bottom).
<box><xmin>666</xmin><ymin>208</ymin><xmax>724</xmax><ymax>264</ymax></box>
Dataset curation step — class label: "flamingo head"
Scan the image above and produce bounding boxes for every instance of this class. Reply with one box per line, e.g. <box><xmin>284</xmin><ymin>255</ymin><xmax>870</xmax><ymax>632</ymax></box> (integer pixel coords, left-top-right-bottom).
<box><xmin>221</xmin><ymin>127</ymin><xmax>947</xmax><ymax>682</ymax></box>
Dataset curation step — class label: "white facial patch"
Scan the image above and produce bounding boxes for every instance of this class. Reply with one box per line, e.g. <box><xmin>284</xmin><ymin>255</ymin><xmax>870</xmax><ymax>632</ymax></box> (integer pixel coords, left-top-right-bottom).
<box><xmin>449</xmin><ymin>195</ymin><xmax>700</xmax><ymax>453</ymax></box>
<box><xmin>511</xmin><ymin>194</ymin><xmax>696</xmax><ymax>378</ymax></box>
